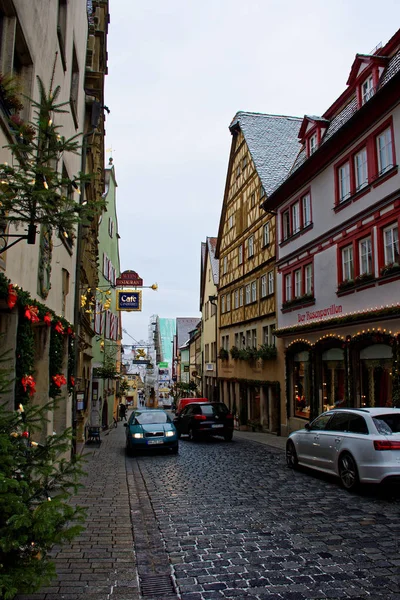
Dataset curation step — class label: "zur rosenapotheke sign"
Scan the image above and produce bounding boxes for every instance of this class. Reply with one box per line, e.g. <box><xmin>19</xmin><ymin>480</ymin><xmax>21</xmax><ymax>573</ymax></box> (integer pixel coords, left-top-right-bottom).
<box><xmin>116</xmin><ymin>290</ymin><xmax>142</xmax><ymax>312</ymax></box>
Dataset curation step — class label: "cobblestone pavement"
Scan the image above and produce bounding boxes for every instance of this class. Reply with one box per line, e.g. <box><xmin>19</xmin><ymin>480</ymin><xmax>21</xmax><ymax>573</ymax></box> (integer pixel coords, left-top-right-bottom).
<box><xmin>17</xmin><ymin>421</ymin><xmax>400</xmax><ymax>600</ymax></box>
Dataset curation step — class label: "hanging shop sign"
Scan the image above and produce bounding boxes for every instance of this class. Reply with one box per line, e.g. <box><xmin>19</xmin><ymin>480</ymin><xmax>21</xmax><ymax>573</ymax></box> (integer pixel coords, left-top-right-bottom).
<box><xmin>158</xmin><ymin>362</ymin><xmax>168</xmax><ymax>368</ymax></box>
<box><xmin>116</xmin><ymin>270</ymin><xmax>143</xmax><ymax>287</ymax></box>
<box><xmin>116</xmin><ymin>290</ymin><xmax>142</xmax><ymax>311</ymax></box>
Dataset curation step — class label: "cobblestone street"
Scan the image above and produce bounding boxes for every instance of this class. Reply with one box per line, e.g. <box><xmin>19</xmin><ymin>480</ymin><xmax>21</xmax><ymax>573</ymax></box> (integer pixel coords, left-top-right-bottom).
<box><xmin>18</xmin><ymin>420</ymin><xmax>400</xmax><ymax>600</ymax></box>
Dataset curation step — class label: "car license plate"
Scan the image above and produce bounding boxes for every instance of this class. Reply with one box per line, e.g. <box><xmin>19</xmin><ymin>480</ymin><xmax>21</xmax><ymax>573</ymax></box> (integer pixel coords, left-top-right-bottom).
<box><xmin>147</xmin><ymin>439</ymin><xmax>164</xmax><ymax>445</ymax></box>
<box><xmin>212</xmin><ymin>424</ymin><xmax>224</xmax><ymax>428</ymax></box>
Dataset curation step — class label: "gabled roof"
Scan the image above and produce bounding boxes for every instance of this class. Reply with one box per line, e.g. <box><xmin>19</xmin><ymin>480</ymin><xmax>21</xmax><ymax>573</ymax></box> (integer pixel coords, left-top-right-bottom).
<box><xmin>199</xmin><ymin>237</ymin><xmax>219</xmax><ymax>310</ymax></box>
<box><xmin>346</xmin><ymin>53</ymin><xmax>389</xmax><ymax>86</ymax></box>
<box><xmin>176</xmin><ymin>318</ymin><xmax>200</xmax><ymax>350</ymax></box>
<box><xmin>207</xmin><ymin>237</ymin><xmax>219</xmax><ymax>285</ymax></box>
<box><xmin>229</xmin><ymin>112</ymin><xmax>302</xmax><ymax>197</ymax></box>
<box><xmin>298</xmin><ymin>115</ymin><xmax>330</xmax><ymax>141</ymax></box>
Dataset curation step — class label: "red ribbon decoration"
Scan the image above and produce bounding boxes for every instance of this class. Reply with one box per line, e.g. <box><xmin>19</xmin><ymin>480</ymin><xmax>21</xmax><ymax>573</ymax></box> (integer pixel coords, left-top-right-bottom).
<box><xmin>70</xmin><ymin>375</ymin><xmax>75</xmax><ymax>387</ymax></box>
<box><xmin>52</xmin><ymin>374</ymin><xmax>67</xmax><ymax>388</ymax></box>
<box><xmin>55</xmin><ymin>321</ymin><xmax>64</xmax><ymax>334</ymax></box>
<box><xmin>24</xmin><ymin>305</ymin><xmax>40</xmax><ymax>323</ymax></box>
<box><xmin>44</xmin><ymin>312</ymin><xmax>52</xmax><ymax>326</ymax></box>
<box><xmin>7</xmin><ymin>284</ymin><xmax>18</xmax><ymax>310</ymax></box>
<box><xmin>66</xmin><ymin>326</ymin><xmax>73</xmax><ymax>336</ymax></box>
<box><xmin>21</xmin><ymin>375</ymin><xmax>36</xmax><ymax>396</ymax></box>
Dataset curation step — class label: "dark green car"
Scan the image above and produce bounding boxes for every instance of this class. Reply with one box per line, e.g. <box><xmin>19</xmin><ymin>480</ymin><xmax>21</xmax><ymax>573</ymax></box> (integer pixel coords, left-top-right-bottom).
<box><xmin>124</xmin><ymin>409</ymin><xmax>179</xmax><ymax>455</ymax></box>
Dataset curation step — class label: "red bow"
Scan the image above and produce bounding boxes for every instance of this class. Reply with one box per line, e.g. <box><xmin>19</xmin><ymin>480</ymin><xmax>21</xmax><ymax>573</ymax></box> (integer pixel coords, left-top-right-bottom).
<box><xmin>55</xmin><ymin>321</ymin><xmax>64</xmax><ymax>334</ymax></box>
<box><xmin>70</xmin><ymin>376</ymin><xmax>75</xmax><ymax>387</ymax></box>
<box><xmin>21</xmin><ymin>375</ymin><xmax>36</xmax><ymax>396</ymax></box>
<box><xmin>7</xmin><ymin>284</ymin><xmax>18</xmax><ymax>310</ymax></box>
<box><xmin>24</xmin><ymin>305</ymin><xmax>39</xmax><ymax>323</ymax></box>
<box><xmin>52</xmin><ymin>374</ymin><xmax>67</xmax><ymax>388</ymax></box>
<box><xmin>44</xmin><ymin>312</ymin><xmax>52</xmax><ymax>326</ymax></box>
<box><xmin>66</xmin><ymin>326</ymin><xmax>73</xmax><ymax>336</ymax></box>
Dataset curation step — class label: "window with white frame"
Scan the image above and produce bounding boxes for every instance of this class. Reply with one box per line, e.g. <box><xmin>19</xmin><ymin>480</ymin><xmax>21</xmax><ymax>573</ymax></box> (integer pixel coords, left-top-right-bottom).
<box><xmin>223</xmin><ymin>256</ymin><xmax>228</xmax><ymax>274</ymax></box>
<box><xmin>270</xmin><ymin>324</ymin><xmax>276</xmax><ymax>347</ymax></box>
<box><xmin>263</xmin><ymin>222</ymin><xmax>270</xmax><ymax>246</ymax></box>
<box><xmin>226</xmin><ymin>293</ymin><xmax>231</xmax><ymax>312</ymax></box>
<box><xmin>228</xmin><ymin>214</ymin><xmax>234</xmax><ymax>229</ymax></box>
<box><xmin>234</xmin><ymin>289</ymin><xmax>239</xmax><ymax>309</ymax></box>
<box><xmin>260</xmin><ymin>275</ymin><xmax>267</xmax><ymax>298</ymax></box>
<box><xmin>292</xmin><ymin>202</ymin><xmax>300</xmax><ymax>234</ymax></box>
<box><xmin>383</xmin><ymin>223</ymin><xmax>399</xmax><ymax>265</ymax></box>
<box><xmin>361</xmin><ymin>75</ymin><xmax>374</xmax><ymax>104</ymax></box>
<box><xmin>238</xmin><ymin>245</ymin><xmax>243</xmax><ymax>264</ymax></box>
<box><xmin>377</xmin><ymin>128</ymin><xmax>393</xmax><ymax>175</ymax></box>
<box><xmin>268</xmin><ymin>270</ymin><xmax>274</xmax><ymax>295</ymax></box>
<box><xmin>263</xmin><ymin>324</ymin><xmax>276</xmax><ymax>346</ymax></box>
<box><xmin>302</xmin><ymin>193</ymin><xmax>311</xmax><ymax>227</ymax></box>
<box><xmin>282</xmin><ymin>210</ymin><xmax>290</xmax><ymax>240</ymax></box>
<box><xmin>359</xmin><ymin>236</ymin><xmax>372</xmax><ymax>275</ymax></box>
<box><xmin>252</xmin><ymin>328</ymin><xmax>257</xmax><ymax>348</ymax></box>
<box><xmin>248</xmin><ymin>235</ymin><xmax>254</xmax><ymax>257</ymax></box>
<box><xmin>221</xmin><ymin>295</ymin><xmax>226</xmax><ymax>313</ymax></box>
<box><xmin>250</xmin><ymin>192</ymin><xmax>256</xmax><ymax>207</ymax></box>
<box><xmin>242</xmin><ymin>155</ymin><xmax>248</xmax><ymax>169</ymax></box>
<box><xmin>205</xmin><ymin>344</ymin><xmax>209</xmax><ymax>363</ymax></box>
<box><xmin>251</xmin><ymin>280</ymin><xmax>257</xmax><ymax>302</ymax></box>
<box><xmin>294</xmin><ymin>269</ymin><xmax>302</xmax><ymax>298</ymax></box>
<box><xmin>245</xmin><ymin>284</ymin><xmax>251</xmax><ymax>305</ymax></box>
<box><xmin>285</xmin><ymin>273</ymin><xmax>292</xmax><ymax>302</ymax></box>
<box><xmin>259</xmin><ymin>185</ymin><xmax>265</xmax><ymax>200</ymax></box>
<box><xmin>246</xmin><ymin>330</ymin><xmax>252</xmax><ymax>347</ymax></box>
<box><xmin>239</xmin><ymin>287</ymin><xmax>244</xmax><ymax>306</ymax></box>
<box><xmin>234</xmin><ymin>333</ymin><xmax>239</xmax><ymax>347</ymax></box>
<box><xmin>354</xmin><ymin>147</ymin><xmax>368</xmax><ymax>190</ymax></box>
<box><xmin>338</xmin><ymin>162</ymin><xmax>351</xmax><ymax>202</ymax></box>
<box><xmin>342</xmin><ymin>245</ymin><xmax>354</xmax><ymax>281</ymax></box>
<box><xmin>240</xmin><ymin>332</ymin><xmax>246</xmax><ymax>348</ymax></box>
<box><xmin>304</xmin><ymin>264</ymin><xmax>313</xmax><ymax>295</ymax></box>
<box><xmin>309</xmin><ymin>133</ymin><xmax>317</xmax><ymax>155</ymax></box>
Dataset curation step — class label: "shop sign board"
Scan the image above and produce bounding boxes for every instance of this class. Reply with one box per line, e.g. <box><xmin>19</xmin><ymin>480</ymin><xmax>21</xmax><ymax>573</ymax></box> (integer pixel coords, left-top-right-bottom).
<box><xmin>117</xmin><ymin>290</ymin><xmax>142</xmax><ymax>311</ymax></box>
<box><xmin>116</xmin><ymin>270</ymin><xmax>143</xmax><ymax>287</ymax></box>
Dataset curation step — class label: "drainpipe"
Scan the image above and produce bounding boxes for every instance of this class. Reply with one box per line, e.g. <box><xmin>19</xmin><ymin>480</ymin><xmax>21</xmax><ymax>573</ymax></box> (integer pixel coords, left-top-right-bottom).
<box><xmin>209</xmin><ymin>295</ymin><xmax>218</xmax><ymax>402</ymax></box>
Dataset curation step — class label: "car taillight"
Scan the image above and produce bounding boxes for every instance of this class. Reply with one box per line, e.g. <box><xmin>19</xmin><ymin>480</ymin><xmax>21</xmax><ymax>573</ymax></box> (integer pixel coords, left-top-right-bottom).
<box><xmin>226</xmin><ymin>414</ymin><xmax>234</xmax><ymax>419</ymax></box>
<box><xmin>194</xmin><ymin>415</ymin><xmax>207</xmax><ymax>420</ymax></box>
<box><xmin>374</xmin><ymin>440</ymin><xmax>400</xmax><ymax>450</ymax></box>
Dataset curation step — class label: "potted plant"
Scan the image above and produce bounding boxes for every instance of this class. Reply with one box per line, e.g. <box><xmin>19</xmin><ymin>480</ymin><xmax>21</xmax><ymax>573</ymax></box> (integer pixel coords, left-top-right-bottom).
<box><xmin>257</xmin><ymin>344</ymin><xmax>277</xmax><ymax>360</ymax></box>
<box><xmin>218</xmin><ymin>348</ymin><xmax>229</xmax><ymax>360</ymax></box>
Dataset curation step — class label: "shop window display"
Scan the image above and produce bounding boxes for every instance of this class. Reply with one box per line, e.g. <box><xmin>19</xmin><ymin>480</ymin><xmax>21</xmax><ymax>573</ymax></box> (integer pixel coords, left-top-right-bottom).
<box><xmin>293</xmin><ymin>350</ymin><xmax>311</xmax><ymax>419</ymax></box>
<box><xmin>322</xmin><ymin>347</ymin><xmax>345</xmax><ymax>412</ymax></box>
<box><xmin>360</xmin><ymin>344</ymin><xmax>392</xmax><ymax>407</ymax></box>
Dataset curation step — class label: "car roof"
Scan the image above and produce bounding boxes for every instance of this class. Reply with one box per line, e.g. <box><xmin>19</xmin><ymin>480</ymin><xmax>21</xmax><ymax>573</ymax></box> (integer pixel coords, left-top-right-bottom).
<box><xmin>325</xmin><ymin>407</ymin><xmax>400</xmax><ymax>416</ymax></box>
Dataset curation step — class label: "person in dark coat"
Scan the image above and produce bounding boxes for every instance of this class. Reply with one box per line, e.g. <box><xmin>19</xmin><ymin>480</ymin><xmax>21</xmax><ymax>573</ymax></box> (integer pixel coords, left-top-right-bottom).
<box><xmin>119</xmin><ymin>402</ymin><xmax>127</xmax><ymax>421</ymax></box>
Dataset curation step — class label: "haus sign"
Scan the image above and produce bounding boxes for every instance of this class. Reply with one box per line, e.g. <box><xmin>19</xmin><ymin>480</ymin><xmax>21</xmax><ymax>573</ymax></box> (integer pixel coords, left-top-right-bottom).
<box><xmin>116</xmin><ymin>290</ymin><xmax>142</xmax><ymax>312</ymax></box>
<box><xmin>116</xmin><ymin>270</ymin><xmax>143</xmax><ymax>287</ymax></box>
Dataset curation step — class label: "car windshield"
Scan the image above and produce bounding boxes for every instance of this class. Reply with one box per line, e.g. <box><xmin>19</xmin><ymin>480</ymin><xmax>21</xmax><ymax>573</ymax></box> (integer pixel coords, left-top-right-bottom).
<box><xmin>201</xmin><ymin>404</ymin><xmax>229</xmax><ymax>416</ymax></box>
<box><xmin>133</xmin><ymin>412</ymin><xmax>170</xmax><ymax>425</ymax></box>
<box><xmin>373</xmin><ymin>414</ymin><xmax>400</xmax><ymax>435</ymax></box>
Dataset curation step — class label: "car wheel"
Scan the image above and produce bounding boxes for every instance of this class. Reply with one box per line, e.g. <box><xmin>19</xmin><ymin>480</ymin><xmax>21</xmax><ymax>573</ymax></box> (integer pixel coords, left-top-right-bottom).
<box><xmin>125</xmin><ymin>440</ymin><xmax>134</xmax><ymax>456</ymax></box>
<box><xmin>171</xmin><ymin>445</ymin><xmax>179</xmax><ymax>454</ymax></box>
<box><xmin>224</xmin><ymin>431</ymin><xmax>233</xmax><ymax>442</ymax></box>
<box><xmin>286</xmin><ymin>440</ymin><xmax>298</xmax><ymax>469</ymax></box>
<box><xmin>176</xmin><ymin>430</ymin><xmax>181</xmax><ymax>439</ymax></box>
<box><xmin>339</xmin><ymin>452</ymin><xmax>359</xmax><ymax>491</ymax></box>
<box><xmin>188</xmin><ymin>427</ymin><xmax>197</xmax><ymax>441</ymax></box>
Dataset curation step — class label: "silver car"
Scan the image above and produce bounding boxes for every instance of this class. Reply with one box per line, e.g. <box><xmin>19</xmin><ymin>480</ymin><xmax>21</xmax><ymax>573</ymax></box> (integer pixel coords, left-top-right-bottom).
<box><xmin>286</xmin><ymin>408</ymin><xmax>400</xmax><ymax>491</ymax></box>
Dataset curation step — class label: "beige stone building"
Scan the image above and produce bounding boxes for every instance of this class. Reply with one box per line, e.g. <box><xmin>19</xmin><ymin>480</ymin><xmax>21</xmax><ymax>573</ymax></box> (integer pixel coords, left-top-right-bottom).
<box><xmin>200</xmin><ymin>237</ymin><xmax>219</xmax><ymax>401</ymax></box>
<box><xmin>215</xmin><ymin>112</ymin><xmax>301</xmax><ymax>434</ymax></box>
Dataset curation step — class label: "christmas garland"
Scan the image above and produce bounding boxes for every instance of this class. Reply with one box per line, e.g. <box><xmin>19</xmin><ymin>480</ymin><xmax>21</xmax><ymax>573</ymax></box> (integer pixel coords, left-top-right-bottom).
<box><xmin>0</xmin><ymin>272</ymin><xmax>75</xmax><ymax>406</ymax></box>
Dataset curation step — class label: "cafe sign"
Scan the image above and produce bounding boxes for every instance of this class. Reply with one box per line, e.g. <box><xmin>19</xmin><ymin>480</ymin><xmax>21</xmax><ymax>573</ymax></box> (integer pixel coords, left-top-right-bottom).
<box><xmin>116</xmin><ymin>270</ymin><xmax>143</xmax><ymax>287</ymax></box>
<box><xmin>116</xmin><ymin>290</ymin><xmax>142</xmax><ymax>312</ymax></box>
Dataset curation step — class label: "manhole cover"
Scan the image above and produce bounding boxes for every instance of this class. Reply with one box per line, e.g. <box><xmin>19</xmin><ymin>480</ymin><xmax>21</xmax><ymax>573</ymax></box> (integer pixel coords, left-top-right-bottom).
<box><xmin>140</xmin><ymin>574</ymin><xmax>176</xmax><ymax>597</ymax></box>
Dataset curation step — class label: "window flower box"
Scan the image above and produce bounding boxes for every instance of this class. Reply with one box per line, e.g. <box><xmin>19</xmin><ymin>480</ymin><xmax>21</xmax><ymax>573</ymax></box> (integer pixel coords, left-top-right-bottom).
<box><xmin>380</xmin><ymin>262</ymin><xmax>400</xmax><ymax>278</ymax></box>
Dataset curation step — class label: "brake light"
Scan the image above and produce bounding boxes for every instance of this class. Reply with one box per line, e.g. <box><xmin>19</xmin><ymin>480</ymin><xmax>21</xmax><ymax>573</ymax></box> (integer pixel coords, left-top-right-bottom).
<box><xmin>226</xmin><ymin>414</ymin><xmax>234</xmax><ymax>419</ymax></box>
<box><xmin>194</xmin><ymin>414</ymin><xmax>207</xmax><ymax>421</ymax></box>
<box><xmin>374</xmin><ymin>440</ymin><xmax>400</xmax><ymax>451</ymax></box>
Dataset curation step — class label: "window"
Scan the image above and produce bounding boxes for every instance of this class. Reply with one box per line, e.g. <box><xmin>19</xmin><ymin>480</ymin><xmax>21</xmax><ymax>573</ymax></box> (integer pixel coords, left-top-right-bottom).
<box><xmin>354</xmin><ymin>148</ymin><xmax>368</xmax><ymax>190</ymax></box>
<box><xmin>246</xmin><ymin>330</ymin><xmax>252</xmax><ymax>347</ymax></box>
<box><xmin>70</xmin><ymin>44</ymin><xmax>80</xmax><ymax>127</ymax></box>
<box><xmin>377</xmin><ymin>128</ymin><xmax>393</xmax><ymax>175</ymax></box>
<box><xmin>251</xmin><ymin>280</ymin><xmax>257</xmax><ymax>302</ymax></box>
<box><xmin>223</xmin><ymin>256</ymin><xmax>228</xmax><ymax>274</ymax></box>
<box><xmin>342</xmin><ymin>246</ymin><xmax>354</xmax><ymax>281</ymax></box>
<box><xmin>239</xmin><ymin>287</ymin><xmax>244</xmax><ymax>306</ymax></box>
<box><xmin>268</xmin><ymin>271</ymin><xmax>274</xmax><ymax>295</ymax></box>
<box><xmin>211</xmin><ymin>302</ymin><xmax>216</xmax><ymax>316</ymax></box>
<box><xmin>238</xmin><ymin>245</ymin><xmax>243</xmax><ymax>264</ymax></box>
<box><xmin>236</xmin><ymin>165</ymin><xmax>241</xmax><ymax>179</ymax></box>
<box><xmin>263</xmin><ymin>324</ymin><xmax>276</xmax><ymax>346</ymax></box>
<box><xmin>234</xmin><ymin>289</ymin><xmax>239</xmax><ymax>309</ymax></box>
<box><xmin>302</xmin><ymin>194</ymin><xmax>311</xmax><ymax>227</ymax></box>
<box><xmin>234</xmin><ymin>333</ymin><xmax>239</xmax><ymax>347</ymax></box>
<box><xmin>361</xmin><ymin>75</ymin><xmax>374</xmax><ymax>105</ymax></box>
<box><xmin>304</xmin><ymin>264</ymin><xmax>313</xmax><ymax>295</ymax></box>
<box><xmin>359</xmin><ymin>237</ymin><xmax>372</xmax><ymax>275</ymax></box>
<box><xmin>61</xmin><ymin>268</ymin><xmax>69</xmax><ymax>317</ymax></box>
<box><xmin>294</xmin><ymin>269</ymin><xmax>302</xmax><ymax>298</ymax></box>
<box><xmin>252</xmin><ymin>329</ymin><xmax>257</xmax><ymax>348</ymax></box>
<box><xmin>248</xmin><ymin>235</ymin><xmax>254</xmax><ymax>258</ymax></box>
<box><xmin>242</xmin><ymin>155</ymin><xmax>248</xmax><ymax>169</ymax></box>
<box><xmin>338</xmin><ymin>161</ymin><xmax>351</xmax><ymax>203</ymax></box>
<box><xmin>245</xmin><ymin>284</ymin><xmax>251</xmax><ymax>305</ymax></box>
<box><xmin>228</xmin><ymin>214</ymin><xmax>234</xmax><ymax>229</ymax></box>
<box><xmin>221</xmin><ymin>296</ymin><xmax>225</xmax><ymax>313</ymax></box>
<box><xmin>211</xmin><ymin>342</ymin><xmax>216</xmax><ymax>362</ymax></box>
<box><xmin>263</xmin><ymin>222</ymin><xmax>270</xmax><ymax>247</ymax></box>
<box><xmin>204</xmin><ymin>302</ymin><xmax>209</xmax><ymax>320</ymax></box>
<box><xmin>205</xmin><ymin>344</ymin><xmax>209</xmax><ymax>363</ymax></box>
<box><xmin>250</xmin><ymin>192</ymin><xmax>256</xmax><ymax>208</ymax></box>
<box><xmin>108</xmin><ymin>218</ymin><xmax>114</xmax><ymax>238</ymax></box>
<box><xmin>285</xmin><ymin>274</ymin><xmax>292</xmax><ymax>302</ymax></box>
<box><xmin>259</xmin><ymin>185</ymin><xmax>265</xmax><ymax>200</ymax></box>
<box><xmin>309</xmin><ymin>133</ymin><xmax>317</xmax><ymax>155</ymax></box>
<box><xmin>282</xmin><ymin>210</ymin><xmax>290</xmax><ymax>240</ymax></box>
<box><xmin>383</xmin><ymin>223</ymin><xmax>399</xmax><ymax>265</ymax></box>
<box><xmin>292</xmin><ymin>202</ymin><xmax>300</xmax><ymax>234</ymax></box>
<box><xmin>260</xmin><ymin>275</ymin><xmax>266</xmax><ymax>298</ymax></box>
<box><xmin>226</xmin><ymin>293</ymin><xmax>231</xmax><ymax>312</ymax></box>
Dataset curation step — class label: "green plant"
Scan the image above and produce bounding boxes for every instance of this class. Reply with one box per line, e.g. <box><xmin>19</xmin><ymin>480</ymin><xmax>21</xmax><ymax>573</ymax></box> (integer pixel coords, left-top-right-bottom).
<box><xmin>93</xmin><ymin>361</ymin><xmax>119</xmax><ymax>380</ymax></box>
<box><xmin>380</xmin><ymin>262</ymin><xmax>400</xmax><ymax>277</ymax></box>
<box><xmin>257</xmin><ymin>344</ymin><xmax>277</xmax><ymax>360</ymax></box>
<box><xmin>247</xmin><ymin>419</ymin><xmax>262</xmax><ymax>431</ymax></box>
<box><xmin>230</xmin><ymin>346</ymin><xmax>240</xmax><ymax>359</ymax></box>
<box><xmin>218</xmin><ymin>348</ymin><xmax>229</xmax><ymax>360</ymax></box>
<box><xmin>240</xmin><ymin>347</ymin><xmax>258</xmax><ymax>361</ymax></box>
<box><xmin>282</xmin><ymin>293</ymin><xmax>314</xmax><ymax>308</ymax></box>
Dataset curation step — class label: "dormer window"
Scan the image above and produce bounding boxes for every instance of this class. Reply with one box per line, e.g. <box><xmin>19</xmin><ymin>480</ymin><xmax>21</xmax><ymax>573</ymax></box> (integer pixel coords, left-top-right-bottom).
<box><xmin>309</xmin><ymin>133</ymin><xmax>317</xmax><ymax>155</ymax></box>
<box><xmin>361</xmin><ymin>75</ymin><xmax>374</xmax><ymax>104</ymax></box>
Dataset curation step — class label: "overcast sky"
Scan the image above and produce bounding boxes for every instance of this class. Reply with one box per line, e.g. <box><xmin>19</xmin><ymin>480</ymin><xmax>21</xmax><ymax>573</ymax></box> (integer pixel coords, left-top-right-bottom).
<box><xmin>104</xmin><ymin>0</ymin><xmax>400</xmax><ymax>345</ymax></box>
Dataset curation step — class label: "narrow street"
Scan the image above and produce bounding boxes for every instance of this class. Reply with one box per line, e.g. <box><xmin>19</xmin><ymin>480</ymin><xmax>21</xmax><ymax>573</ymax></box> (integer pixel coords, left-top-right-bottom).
<box><xmin>19</xmin><ymin>419</ymin><xmax>400</xmax><ymax>600</ymax></box>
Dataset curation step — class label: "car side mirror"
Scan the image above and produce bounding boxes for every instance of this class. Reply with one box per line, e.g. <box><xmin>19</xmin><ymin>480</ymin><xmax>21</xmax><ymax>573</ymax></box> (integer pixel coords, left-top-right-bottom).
<box><xmin>304</xmin><ymin>422</ymin><xmax>311</xmax><ymax>430</ymax></box>
<box><xmin>123</xmin><ymin>423</ymin><xmax>128</xmax><ymax>427</ymax></box>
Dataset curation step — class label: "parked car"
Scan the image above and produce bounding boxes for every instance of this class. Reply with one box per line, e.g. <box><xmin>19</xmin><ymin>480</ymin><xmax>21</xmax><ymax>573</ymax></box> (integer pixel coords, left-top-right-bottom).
<box><xmin>286</xmin><ymin>407</ymin><xmax>400</xmax><ymax>491</ymax></box>
<box><xmin>124</xmin><ymin>409</ymin><xmax>179</xmax><ymax>454</ymax></box>
<box><xmin>175</xmin><ymin>397</ymin><xmax>208</xmax><ymax>416</ymax></box>
<box><xmin>174</xmin><ymin>402</ymin><xmax>234</xmax><ymax>441</ymax></box>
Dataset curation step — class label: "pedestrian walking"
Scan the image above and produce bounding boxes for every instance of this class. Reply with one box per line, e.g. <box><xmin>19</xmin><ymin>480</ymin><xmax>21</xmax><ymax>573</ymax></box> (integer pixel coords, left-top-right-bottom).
<box><xmin>119</xmin><ymin>402</ymin><xmax>127</xmax><ymax>421</ymax></box>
